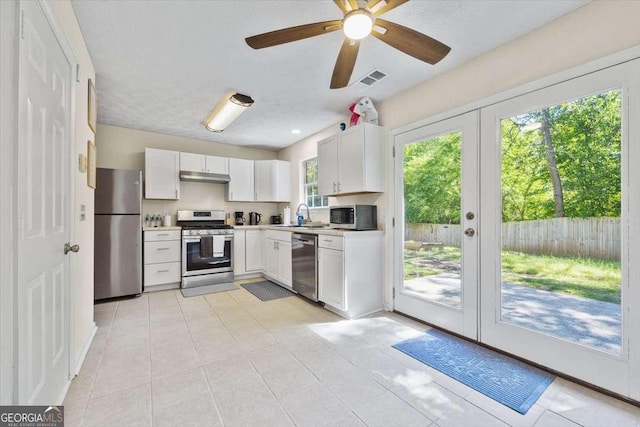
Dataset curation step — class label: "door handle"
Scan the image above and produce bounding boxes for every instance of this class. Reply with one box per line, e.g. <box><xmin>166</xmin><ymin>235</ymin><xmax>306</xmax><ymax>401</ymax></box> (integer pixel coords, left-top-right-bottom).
<box><xmin>464</xmin><ymin>228</ymin><xmax>475</xmax><ymax>237</ymax></box>
<box><xmin>64</xmin><ymin>243</ymin><xmax>80</xmax><ymax>254</ymax></box>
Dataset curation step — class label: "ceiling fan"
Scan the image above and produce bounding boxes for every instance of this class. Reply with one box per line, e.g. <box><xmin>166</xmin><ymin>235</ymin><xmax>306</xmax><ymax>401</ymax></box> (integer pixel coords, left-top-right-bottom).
<box><xmin>245</xmin><ymin>0</ymin><xmax>451</xmax><ymax>89</ymax></box>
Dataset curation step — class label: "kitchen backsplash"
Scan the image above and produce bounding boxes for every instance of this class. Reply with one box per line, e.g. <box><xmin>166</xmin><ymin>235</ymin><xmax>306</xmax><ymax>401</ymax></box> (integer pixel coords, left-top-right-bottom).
<box><xmin>144</xmin><ymin>181</ymin><xmax>280</xmax><ymax>225</ymax></box>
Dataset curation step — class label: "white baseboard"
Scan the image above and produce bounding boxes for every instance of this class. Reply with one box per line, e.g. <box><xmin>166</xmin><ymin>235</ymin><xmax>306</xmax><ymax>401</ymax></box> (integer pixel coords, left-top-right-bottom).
<box><xmin>56</xmin><ymin>378</ymin><xmax>71</xmax><ymax>406</ymax></box>
<box><xmin>73</xmin><ymin>322</ymin><xmax>97</xmax><ymax>375</ymax></box>
<box><xmin>233</xmin><ymin>272</ymin><xmax>263</xmax><ymax>281</ymax></box>
<box><xmin>144</xmin><ymin>282</ymin><xmax>180</xmax><ymax>292</ymax></box>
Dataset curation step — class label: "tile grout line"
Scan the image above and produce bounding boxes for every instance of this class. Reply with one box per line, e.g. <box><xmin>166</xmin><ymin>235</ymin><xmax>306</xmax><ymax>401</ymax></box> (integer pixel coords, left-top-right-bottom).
<box><xmin>78</xmin><ymin>301</ymin><xmax>118</xmax><ymax>426</ymax></box>
<box><xmin>182</xmin><ymin>291</ymin><xmax>225</xmax><ymax>427</ymax></box>
<box><xmin>204</xmin><ymin>287</ymin><xmax>299</xmax><ymax>426</ymax></box>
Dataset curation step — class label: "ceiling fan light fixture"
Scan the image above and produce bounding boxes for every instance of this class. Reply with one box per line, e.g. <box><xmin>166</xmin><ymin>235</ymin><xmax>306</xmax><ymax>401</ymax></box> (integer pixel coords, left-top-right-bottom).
<box><xmin>205</xmin><ymin>93</ymin><xmax>254</xmax><ymax>132</ymax></box>
<box><xmin>342</xmin><ymin>10</ymin><xmax>373</xmax><ymax>40</ymax></box>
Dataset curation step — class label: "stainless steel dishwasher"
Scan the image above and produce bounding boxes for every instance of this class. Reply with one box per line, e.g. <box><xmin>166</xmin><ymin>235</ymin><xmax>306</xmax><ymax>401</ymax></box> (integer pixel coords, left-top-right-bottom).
<box><xmin>291</xmin><ymin>233</ymin><xmax>318</xmax><ymax>301</ymax></box>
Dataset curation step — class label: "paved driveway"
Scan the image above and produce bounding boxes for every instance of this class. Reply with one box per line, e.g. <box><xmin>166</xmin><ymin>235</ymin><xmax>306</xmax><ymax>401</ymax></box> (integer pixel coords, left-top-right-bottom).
<box><xmin>403</xmin><ymin>275</ymin><xmax>622</xmax><ymax>354</ymax></box>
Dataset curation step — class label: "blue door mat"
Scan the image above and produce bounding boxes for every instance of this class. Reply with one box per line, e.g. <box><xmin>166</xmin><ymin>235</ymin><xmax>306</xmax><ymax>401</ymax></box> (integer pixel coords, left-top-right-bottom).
<box><xmin>393</xmin><ymin>328</ymin><xmax>554</xmax><ymax>414</ymax></box>
<box><xmin>241</xmin><ymin>280</ymin><xmax>295</xmax><ymax>301</ymax></box>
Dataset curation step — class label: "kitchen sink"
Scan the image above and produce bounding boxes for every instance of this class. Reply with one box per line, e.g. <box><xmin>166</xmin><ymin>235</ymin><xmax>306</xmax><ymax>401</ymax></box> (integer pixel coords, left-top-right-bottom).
<box><xmin>267</xmin><ymin>223</ymin><xmax>330</xmax><ymax>229</ymax></box>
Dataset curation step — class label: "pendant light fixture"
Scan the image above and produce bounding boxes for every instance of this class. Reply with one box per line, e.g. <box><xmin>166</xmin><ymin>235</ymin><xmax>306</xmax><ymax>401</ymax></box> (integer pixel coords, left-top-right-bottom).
<box><xmin>205</xmin><ymin>93</ymin><xmax>254</xmax><ymax>132</ymax></box>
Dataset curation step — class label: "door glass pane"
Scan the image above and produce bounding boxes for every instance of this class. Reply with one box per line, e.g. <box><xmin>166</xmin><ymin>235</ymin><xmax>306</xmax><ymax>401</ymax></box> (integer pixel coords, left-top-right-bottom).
<box><xmin>403</xmin><ymin>131</ymin><xmax>462</xmax><ymax>309</ymax></box>
<box><xmin>500</xmin><ymin>89</ymin><xmax>622</xmax><ymax>355</ymax></box>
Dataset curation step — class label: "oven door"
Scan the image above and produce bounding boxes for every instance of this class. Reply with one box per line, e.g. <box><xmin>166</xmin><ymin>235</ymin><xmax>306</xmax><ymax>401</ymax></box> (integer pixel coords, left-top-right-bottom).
<box><xmin>182</xmin><ymin>235</ymin><xmax>233</xmax><ymax>277</ymax></box>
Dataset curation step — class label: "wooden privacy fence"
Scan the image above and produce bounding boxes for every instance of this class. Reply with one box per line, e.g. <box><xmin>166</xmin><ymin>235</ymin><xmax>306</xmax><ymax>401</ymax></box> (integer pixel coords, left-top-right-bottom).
<box><xmin>405</xmin><ymin>217</ymin><xmax>621</xmax><ymax>261</ymax></box>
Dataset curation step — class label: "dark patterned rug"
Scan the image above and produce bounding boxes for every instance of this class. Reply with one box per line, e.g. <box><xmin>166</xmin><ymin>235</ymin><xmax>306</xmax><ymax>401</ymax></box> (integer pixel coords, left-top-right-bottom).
<box><xmin>241</xmin><ymin>280</ymin><xmax>295</xmax><ymax>301</ymax></box>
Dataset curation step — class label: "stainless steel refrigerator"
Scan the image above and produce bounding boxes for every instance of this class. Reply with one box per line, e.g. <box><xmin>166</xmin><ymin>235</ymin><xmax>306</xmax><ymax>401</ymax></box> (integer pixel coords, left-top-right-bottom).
<box><xmin>94</xmin><ymin>168</ymin><xmax>143</xmax><ymax>300</ymax></box>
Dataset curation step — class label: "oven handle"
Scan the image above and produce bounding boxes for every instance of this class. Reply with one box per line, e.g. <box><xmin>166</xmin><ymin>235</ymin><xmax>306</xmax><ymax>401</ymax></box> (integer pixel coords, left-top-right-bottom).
<box><xmin>183</xmin><ymin>235</ymin><xmax>233</xmax><ymax>243</ymax></box>
<box><xmin>207</xmin><ymin>260</ymin><xmax>230</xmax><ymax>265</ymax></box>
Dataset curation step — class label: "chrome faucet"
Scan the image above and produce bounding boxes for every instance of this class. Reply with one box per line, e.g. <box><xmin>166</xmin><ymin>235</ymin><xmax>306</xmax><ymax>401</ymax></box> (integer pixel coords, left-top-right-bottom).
<box><xmin>296</xmin><ymin>203</ymin><xmax>311</xmax><ymax>223</ymax></box>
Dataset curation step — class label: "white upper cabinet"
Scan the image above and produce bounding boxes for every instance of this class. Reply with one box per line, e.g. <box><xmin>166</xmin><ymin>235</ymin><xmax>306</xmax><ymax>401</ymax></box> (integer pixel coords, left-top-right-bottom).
<box><xmin>145</xmin><ymin>148</ymin><xmax>180</xmax><ymax>199</ymax></box>
<box><xmin>227</xmin><ymin>158</ymin><xmax>255</xmax><ymax>201</ymax></box>
<box><xmin>180</xmin><ymin>152</ymin><xmax>206</xmax><ymax>172</ymax></box>
<box><xmin>180</xmin><ymin>152</ymin><xmax>229</xmax><ymax>174</ymax></box>
<box><xmin>205</xmin><ymin>155</ymin><xmax>229</xmax><ymax>174</ymax></box>
<box><xmin>255</xmin><ymin>160</ymin><xmax>291</xmax><ymax>202</ymax></box>
<box><xmin>317</xmin><ymin>122</ymin><xmax>384</xmax><ymax>196</ymax></box>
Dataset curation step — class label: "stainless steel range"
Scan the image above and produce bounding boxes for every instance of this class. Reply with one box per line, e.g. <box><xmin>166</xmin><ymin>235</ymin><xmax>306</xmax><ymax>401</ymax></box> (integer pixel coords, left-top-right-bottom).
<box><xmin>177</xmin><ymin>210</ymin><xmax>233</xmax><ymax>289</ymax></box>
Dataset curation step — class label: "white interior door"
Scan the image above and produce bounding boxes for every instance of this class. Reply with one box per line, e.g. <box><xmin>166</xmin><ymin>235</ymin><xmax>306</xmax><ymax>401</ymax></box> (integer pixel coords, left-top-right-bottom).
<box><xmin>17</xmin><ymin>0</ymin><xmax>73</xmax><ymax>404</ymax></box>
<box><xmin>394</xmin><ymin>112</ymin><xmax>479</xmax><ymax>338</ymax></box>
<box><xmin>480</xmin><ymin>60</ymin><xmax>640</xmax><ymax>398</ymax></box>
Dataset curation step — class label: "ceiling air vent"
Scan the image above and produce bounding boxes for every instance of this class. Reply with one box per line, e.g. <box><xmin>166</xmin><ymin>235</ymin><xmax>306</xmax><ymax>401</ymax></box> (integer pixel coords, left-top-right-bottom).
<box><xmin>350</xmin><ymin>69</ymin><xmax>387</xmax><ymax>91</ymax></box>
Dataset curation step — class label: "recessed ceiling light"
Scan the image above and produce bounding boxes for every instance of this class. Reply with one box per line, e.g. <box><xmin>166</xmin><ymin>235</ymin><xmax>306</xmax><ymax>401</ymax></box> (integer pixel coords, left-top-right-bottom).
<box><xmin>291</xmin><ymin>129</ymin><xmax>301</xmax><ymax>134</ymax></box>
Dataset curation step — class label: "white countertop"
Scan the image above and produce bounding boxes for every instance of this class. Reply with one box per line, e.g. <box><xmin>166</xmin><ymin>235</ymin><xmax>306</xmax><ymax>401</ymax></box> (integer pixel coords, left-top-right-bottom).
<box><xmin>233</xmin><ymin>224</ymin><xmax>383</xmax><ymax>236</ymax></box>
<box><xmin>143</xmin><ymin>226</ymin><xmax>182</xmax><ymax>231</ymax></box>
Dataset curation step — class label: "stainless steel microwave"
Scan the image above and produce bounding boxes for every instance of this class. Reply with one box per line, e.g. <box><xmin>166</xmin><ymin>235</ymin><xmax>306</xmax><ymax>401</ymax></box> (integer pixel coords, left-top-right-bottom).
<box><xmin>329</xmin><ymin>205</ymin><xmax>377</xmax><ymax>230</ymax></box>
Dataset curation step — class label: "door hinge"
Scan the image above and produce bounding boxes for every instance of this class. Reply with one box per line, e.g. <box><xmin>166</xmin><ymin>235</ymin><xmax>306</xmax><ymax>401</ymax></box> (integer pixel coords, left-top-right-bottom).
<box><xmin>392</xmin><ymin>146</ymin><xmax>396</xmax><ymax>157</ymax></box>
<box><xmin>20</xmin><ymin>9</ymin><xmax>25</xmax><ymax>39</ymax></box>
<box><xmin>392</xmin><ymin>217</ymin><xmax>395</xmax><ymax>227</ymax></box>
<box><xmin>392</xmin><ymin>288</ymin><xmax>395</xmax><ymax>299</ymax></box>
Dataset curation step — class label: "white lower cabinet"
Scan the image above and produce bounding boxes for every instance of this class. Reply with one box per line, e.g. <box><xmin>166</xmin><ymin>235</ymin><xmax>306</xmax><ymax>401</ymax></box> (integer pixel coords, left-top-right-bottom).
<box><xmin>233</xmin><ymin>230</ymin><xmax>246</xmax><ymax>274</ymax></box>
<box><xmin>318</xmin><ymin>232</ymin><xmax>383</xmax><ymax>318</ymax></box>
<box><xmin>264</xmin><ymin>230</ymin><xmax>292</xmax><ymax>288</ymax></box>
<box><xmin>143</xmin><ymin>229</ymin><xmax>181</xmax><ymax>291</ymax></box>
<box><xmin>245</xmin><ymin>229</ymin><xmax>263</xmax><ymax>272</ymax></box>
<box><xmin>234</xmin><ymin>229</ymin><xmax>263</xmax><ymax>276</ymax></box>
<box><xmin>318</xmin><ymin>247</ymin><xmax>344</xmax><ymax>310</ymax></box>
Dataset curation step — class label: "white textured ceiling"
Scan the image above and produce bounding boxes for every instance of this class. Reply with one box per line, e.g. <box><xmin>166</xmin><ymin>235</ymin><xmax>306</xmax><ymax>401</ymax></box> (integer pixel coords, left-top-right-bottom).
<box><xmin>71</xmin><ymin>0</ymin><xmax>588</xmax><ymax>150</ymax></box>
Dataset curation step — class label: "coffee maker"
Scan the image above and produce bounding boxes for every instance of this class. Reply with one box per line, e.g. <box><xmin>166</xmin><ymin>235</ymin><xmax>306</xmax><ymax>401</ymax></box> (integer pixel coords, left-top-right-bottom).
<box><xmin>234</xmin><ymin>211</ymin><xmax>245</xmax><ymax>225</ymax></box>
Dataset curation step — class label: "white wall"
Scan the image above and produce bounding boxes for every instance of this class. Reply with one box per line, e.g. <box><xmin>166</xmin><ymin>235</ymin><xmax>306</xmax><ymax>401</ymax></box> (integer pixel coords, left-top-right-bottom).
<box><xmin>277</xmin><ymin>0</ymin><xmax>640</xmax><ymax>307</ymax></box>
<box><xmin>47</xmin><ymin>0</ymin><xmax>97</xmax><ymax>373</ymax></box>
<box><xmin>96</xmin><ymin>124</ymin><xmax>283</xmax><ymax>221</ymax></box>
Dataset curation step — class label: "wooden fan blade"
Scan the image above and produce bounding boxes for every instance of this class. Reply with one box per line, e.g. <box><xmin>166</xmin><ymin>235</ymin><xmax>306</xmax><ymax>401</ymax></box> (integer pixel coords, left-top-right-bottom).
<box><xmin>367</xmin><ymin>0</ymin><xmax>409</xmax><ymax>17</ymax></box>
<box><xmin>371</xmin><ymin>19</ymin><xmax>450</xmax><ymax>64</ymax></box>
<box><xmin>330</xmin><ymin>39</ymin><xmax>361</xmax><ymax>89</ymax></box>
<box><xmin>334</xmin><ymin>0</ymin><xmax>359</xmax><ymax>14</ymax></box>
<box><xmin>246</xmin><ymin>20</ymin><xmax>342</xmax><ymax>49</ymax></box>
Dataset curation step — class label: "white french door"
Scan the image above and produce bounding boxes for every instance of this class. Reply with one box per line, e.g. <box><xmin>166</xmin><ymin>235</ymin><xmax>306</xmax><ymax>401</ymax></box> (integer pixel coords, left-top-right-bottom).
<box><xmin>394</xmin><ymin>112</ymin><xmax>479</xmax><ymax>339</ymax></box>
<box><xmin>17</xmin><ymin>0</ymin><xmax>74</xmax><ymax>404</ymax></box>
<box><xmin>480</xmin><ymin>60</ymin><xmax>640</xmax><ymax>399</ymax></box>
<box><xmin>393</xmin><ymin>60</ymin><xmax>640</xmax><ymax>399</ymax></box>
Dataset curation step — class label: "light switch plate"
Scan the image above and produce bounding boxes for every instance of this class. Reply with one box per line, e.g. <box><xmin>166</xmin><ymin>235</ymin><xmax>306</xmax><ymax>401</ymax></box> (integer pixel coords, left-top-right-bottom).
<box><xmin>78</xmin><ymin>154</ymin><xmax>87</xmax><ymax>172</ymax></box>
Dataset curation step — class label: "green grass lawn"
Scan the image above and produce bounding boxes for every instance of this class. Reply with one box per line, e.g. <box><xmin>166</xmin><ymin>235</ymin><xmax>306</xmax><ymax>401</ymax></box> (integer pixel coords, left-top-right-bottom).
<box><xmin>404</xmin><ymin>244</ymin><xmax>621</xmax><ymax>304</ymax></box>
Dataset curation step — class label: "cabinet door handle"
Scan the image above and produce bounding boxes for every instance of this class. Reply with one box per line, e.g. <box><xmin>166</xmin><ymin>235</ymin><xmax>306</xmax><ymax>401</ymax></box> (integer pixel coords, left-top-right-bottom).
<box><xmin>230</xmin><ymin>191</ymin><xmax>234</xmax><ymax>199</ymax></box>
<box><xmin>157</xmin><ymin>269</ymin><xmax>170</xmax><ymax>273</ymax></box>
<box><xmin>157</xmin><ymin>247</ymin><xmax>170</xmax><ymax>251</ymax></box>
<box><xmin>157</xmin><ymin>233</ymin><xmax>169</xmax><ymax>236</ymax></box>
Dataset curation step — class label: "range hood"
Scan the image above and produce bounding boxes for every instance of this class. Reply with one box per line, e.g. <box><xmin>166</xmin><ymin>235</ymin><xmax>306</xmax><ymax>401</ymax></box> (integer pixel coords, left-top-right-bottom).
<box><xmin>179</xmin><ymin>170</ymin><xmax>231</xmax><ymax>184</ymax></box>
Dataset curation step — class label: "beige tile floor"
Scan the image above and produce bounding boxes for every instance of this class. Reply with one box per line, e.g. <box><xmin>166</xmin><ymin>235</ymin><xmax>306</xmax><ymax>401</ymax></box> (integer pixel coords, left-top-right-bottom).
<box><xmin>64</xmin><ymin>279</ymin><xmax>640</xmax><ymax>427</ymax></box>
